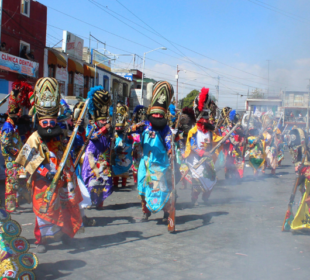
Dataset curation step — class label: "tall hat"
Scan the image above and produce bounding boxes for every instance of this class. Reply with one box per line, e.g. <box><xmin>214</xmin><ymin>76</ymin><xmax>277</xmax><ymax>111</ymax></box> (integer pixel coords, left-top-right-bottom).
<box><xmin>116</xmin><ymin>102</ymin><xmax>129</xmax><ymax>130</ymax></box>
<box><xmin>8</xmin><ymin>81</ymin><xmax>32</xmax><ymax>116</ymax></box>
<box><xmin>148</xmin><ymin>81</ymin><xmax>174</xmax><ymax>115</ymax></box>
<box><xmin>88</xmin><ymin>86</ymin><xmax>111</xmax><ymax>121</ymax></box>
<box><xmin>193</xmin><ymin>87</ymin><xmax>216</xmax><ymax>121</ymax></box>
<box><xmin>57</xmin><ymin>98</ymin><xmax>72</xmax><ymax>122</ymax></box>
<box><xmin>72</xmin><ymin>101</ymin><xmax>85</xmax><ymax>123</ymax></box>
<box><xmin>133</xmin><ymin>105</ymin><xmax>146</xmax><ymax>124</ymax></box>
<box><xmin>34</xmin><ymin>77</ymin><xmax>60</xmax><ymax>120</ymax></box>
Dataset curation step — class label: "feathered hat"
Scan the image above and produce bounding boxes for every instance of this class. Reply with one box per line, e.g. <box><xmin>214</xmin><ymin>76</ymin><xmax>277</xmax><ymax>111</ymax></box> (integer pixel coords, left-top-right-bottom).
<box><xmin>34</xmin><ymin>77</ymin><xmax>60</xmax><ymax>120</ymax></box>
<box><xmin>87</xmin><ymin>86</ymin><xmax>111</xmax><ymax>121</ymax></box>
<box><xmin>193</xmin><ymin>88</ymin><xmax>215</xmax><ymax>121</ymax></box>
<box><xmin>8</xmin><ymin>81</ymin><xmax>32</xmax><ymax>116</ymax></box>
<box><xmin>148</xmin><ymin>81</ymin><xmax>174</xmax><ymax>116</ymax></box>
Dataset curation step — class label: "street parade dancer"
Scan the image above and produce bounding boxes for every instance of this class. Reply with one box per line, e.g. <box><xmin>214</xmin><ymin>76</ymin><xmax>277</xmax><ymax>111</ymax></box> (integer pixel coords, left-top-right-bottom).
<box><xmin>1</xmin><ymin>81</ymin><xmax>32</xmax><ymax>213</ymax></box>
<box><xmin>262</xmin><ymin>114</ymin><xmax>280</xmax><ymax>175</ymax></box>
<box><xmin>16</xmin><ymin>78</ymin><xmax>83</xmax><ymax>253</ymax></box>
<box><xmin>82</xmin><ymin>86</ymin><xmax>113</xmax><ymax>209</ymax></box>
<box><xmin>168</xmin><ymin>98</ymin><xmax>177</xmax><ymax>127</ymax></box>
<box><xmin>176</xmin><ymin>107</ymin><xmax>196</xmax><ymax>190</ymax></box>
<box><xmin>112</xmin><ymin>102</ymin><xmax>133</xmax><ymax>189</ymax></box>
<box><xmin>247</xmin><ymin>116</ymin><xmax>266</xmax><ymax>176</ymax></box>
<box><xmin>129</xmin><ymin>81</ymin><xmax>173</xmax><ymax>222</ymax></box>
<box><xmin>222</xmin><ymin>110</ymin><xmax>245</xmax><ymax>179</ymax></box>
<box><xmin>183</xmin><ymin>87</ymin><xmax>222</xmax><ymax>206</ymax></box>
<box><xmin>131</xmin><ymin>105</ymin><xmax>146</xmax><ymax>184</ymax></box>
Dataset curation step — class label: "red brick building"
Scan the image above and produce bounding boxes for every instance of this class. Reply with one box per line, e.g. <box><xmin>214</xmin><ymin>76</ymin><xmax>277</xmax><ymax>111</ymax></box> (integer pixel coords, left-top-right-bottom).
<box><xmin>0</xmin><ymin>0</ymin><xmax>47</xmax><ymax>93</ymax></box>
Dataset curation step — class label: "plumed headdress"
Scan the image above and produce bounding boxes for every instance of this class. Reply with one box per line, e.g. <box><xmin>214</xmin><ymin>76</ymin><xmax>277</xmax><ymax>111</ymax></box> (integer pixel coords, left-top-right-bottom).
<box><xmin>193</xmin><ymin>88</ymin><xmax>215</xmax><ymax>121</ymax></box>
<box><xmin>148</xmin><ymin>81</ymin><xmax>174</xmax><ymax>116</ymax></box>
<box><xmin>88</xmin><ymin>86</ymin><xmax>111</xmax><ymax>121</ymax></box>
<box><xmin>34</xmin><ymin>77</ymin><xmax>60</xmax><ymax>120</ymax></box>
<box><xmin>288</xmin><ymin>128</ymin><xmax>310</xmax><ymax>166</ymax></box>
<box><xmin>8</xmin><ymin>81</ymin><xmax>32</xmax><ymax>116</ymax></box>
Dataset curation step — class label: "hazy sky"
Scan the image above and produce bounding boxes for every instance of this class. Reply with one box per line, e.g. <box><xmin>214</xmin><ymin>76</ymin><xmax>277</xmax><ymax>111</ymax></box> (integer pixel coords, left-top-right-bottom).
<box><xmin>40</xmin><ymin>0</ymin><xmax>310</xmax><ymax>109</ymax></box>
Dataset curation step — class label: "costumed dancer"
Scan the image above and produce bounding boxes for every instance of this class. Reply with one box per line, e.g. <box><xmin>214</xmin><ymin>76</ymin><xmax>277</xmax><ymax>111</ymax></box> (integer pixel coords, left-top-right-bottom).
<box><xmin>112</xmin><ymin>102</ymin><xmax>133</xmax><ymax>189</ymax></box>
<box><xmin>81</xmin><ymin>86</ymin><xmax>113</xmax><ymax>209</ymax></box>
<box><xmin>131</xmin><ymin>105</ymin><xmax>146</xmax><ymax>184</ymax></box>
<box><xmin>262</xmin><ymin>115</ymin><xmax>278</xmax><ymax>175</ymax></box>
<box><xmin>129</xmin><ymin>81</ymin><xmax>173</xmax><ymax>222</ymax></box>
<box><xmin>183</xmin><ymin>88</ymin><xmax>222</xmax><ymax>206</ymax></box>
<box><xmin>284</xmin><ymin>128</ymin><xmax>310</xmax><ymax>232</ymax></box>
<box><xmin>177</xmin><ymin>107</ymin><xmax>196</xmax><ymax>190</ymax></box>
<box><xmin>222</xmin><ymin>110</ymin><xmax>245</xmax><ymax>179</ymax></box>
<box><xmin>16</xmin><ymin>78</ymin><xmax>83</xmax><ymax>253</ymax></box>
<box><xmin>247</xmin><ymin>120</ymin><xmax>266</xmax><ymax>176</ymax></box>
<box><xmin>1</xmin><ymin>81</ymin><xmax>32</xmax><ymax>213</ymax></box>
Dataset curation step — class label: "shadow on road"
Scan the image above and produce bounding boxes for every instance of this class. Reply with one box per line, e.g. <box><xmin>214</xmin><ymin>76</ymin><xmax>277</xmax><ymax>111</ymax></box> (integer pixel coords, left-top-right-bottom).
<box><xmin>44</xmin><ymin>231</ymin><xmax>162</xmax><ymax>255</ymax></box>
<box><xmin>102</xmin><ymin>202</ymin><xmax>141</xmax><ymax>210</ymax></box>
<box><xmin>92</xmin><ymin>215</ymin><xmax>136</xmax><ymax>227</ymax></box>
<box><xmin>36</xmin><ymin>259</ymin><xmax>86</xmax><ymax>280</ymax></box>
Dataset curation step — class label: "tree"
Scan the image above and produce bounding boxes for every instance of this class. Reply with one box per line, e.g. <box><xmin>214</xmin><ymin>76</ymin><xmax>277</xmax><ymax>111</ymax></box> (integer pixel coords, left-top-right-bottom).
<box><xmin>251</xmin><ymin>88</ymin><xmax>264</xmax><ymax>99</ymax></box>
<box><xmin>180</xmin><ymin>89</ymin><xmax>200</xmax><ymax>108</ymax></box>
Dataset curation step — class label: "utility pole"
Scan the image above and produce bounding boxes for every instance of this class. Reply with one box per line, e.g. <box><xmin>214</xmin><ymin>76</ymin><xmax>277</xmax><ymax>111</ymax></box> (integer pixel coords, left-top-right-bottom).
<box><xmin>133</xmin><ymin>54</ymin><xmax>136</xmax><ymax>69</ymax></box>
<box><xmin>0</xmin><ymin>0</ymin><xmax>3</xmax><ymax>44</ymax></box>
<box><xmin>307</xmin><ymin>79</ymin><xmax>310</xmax><ymax>133</ymax></box>
<box><xmin>267</xmin><ymin>60</ymin><xmax>271</xmax><ymax>97</ymax></box>
<box><xmin>176</xmin><ymin>64</ymin><xmax>179</xmax><ymax>105</ymax></box>
<box><xmin>89</xmin><ymin>32</ymin><xmax>91</xmax><ymax>53</ymax></box>
<box><xmin>216</xmin><ymin>76</ymin><xmax>220</xmax><ymax>103</ymax></box>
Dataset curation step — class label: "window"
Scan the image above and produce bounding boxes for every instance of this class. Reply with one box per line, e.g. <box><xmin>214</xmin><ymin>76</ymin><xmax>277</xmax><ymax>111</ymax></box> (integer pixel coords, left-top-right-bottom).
<box><xmin>103</xmin><ymin>76</ymin><xmax>109</xmax><ymax>91</ymax></box>
<box><xmin>84</xmin><ymin>76</ymin><xmax>88</xmax><ymax>89</ymax></box>
<box><xmin>69</xmin><ymin>72</ymin><xmax>74</xmax><ymax>85</ymax></box>
<box><xmin>21</xmin><ymin>0</ymin><xmax>30</xmax><ymax>17</ymax></box>
<box><xmin>48</xmin><ymin>65</ymin><xmax>55</xmax><ymax>78</ymax></box>
<box><xmin>20</xmin><ymin>40</ymin><xmax>30</xmax><ymax>59</ymax></box>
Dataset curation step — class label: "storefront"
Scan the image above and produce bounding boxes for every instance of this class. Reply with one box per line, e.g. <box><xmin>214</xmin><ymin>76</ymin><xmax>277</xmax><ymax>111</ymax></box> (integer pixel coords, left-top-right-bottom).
<box><xmin>67</xmin><ymin>58</ymin><xmax>84</xmax><ymax>96</ymax></box>
<box><xmin>83</xmin><ymin>64</ymin><xmax>96</xmax><ymax>98</ymax></box>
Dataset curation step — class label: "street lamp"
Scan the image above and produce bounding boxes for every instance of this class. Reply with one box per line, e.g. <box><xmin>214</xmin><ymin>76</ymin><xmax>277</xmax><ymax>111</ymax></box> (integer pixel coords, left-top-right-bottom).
<box><xmin>176</xmin><ymin>65</ymin><xmax>186</xmax><ymax>105</ymax></box>
<box><xmin>141</xmin><ymin>47</ymin><xmax>167</xmax><ymax>101</ymax></box>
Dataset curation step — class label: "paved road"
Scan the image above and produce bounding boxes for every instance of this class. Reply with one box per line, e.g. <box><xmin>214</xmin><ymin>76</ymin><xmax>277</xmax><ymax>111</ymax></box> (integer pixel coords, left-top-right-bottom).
<box><xmin>5</xmin><ymin>153</ymin><xmax>310</xmax><ymax>280</ymax></box>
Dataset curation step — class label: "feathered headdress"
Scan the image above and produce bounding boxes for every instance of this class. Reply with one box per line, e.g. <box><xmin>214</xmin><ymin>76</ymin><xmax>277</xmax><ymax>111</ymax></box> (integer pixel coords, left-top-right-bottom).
<box><xmin>229</xmin><ymin>109</ymin><xmax>236</xmax><ymax>122</ymax></box>
<box><xmin>193</xmin><ymin>87</ymin><xmax>215</xmax><ymax>120</ymax></box>
<box><xmin>8</xmin><ymin>81</ymin><xmax>32</xmax><ymax>115</ymax></box>
<box><xmin>87</xmin><ymin>86</ymin><xmax>111</xmax><ymax>121</ymax></box>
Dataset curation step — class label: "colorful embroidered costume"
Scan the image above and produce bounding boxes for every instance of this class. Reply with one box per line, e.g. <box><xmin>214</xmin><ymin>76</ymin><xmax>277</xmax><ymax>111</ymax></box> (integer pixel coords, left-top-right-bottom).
<box><xmin>16</xmin><ymin>78</ymin><xmax>83</xmax><ymax>250</ymax></box>
<box><xmin>136</xmin><ymin>120</ymin><xmax>172</xmax><ymax>213</ymax></box>
<box><xmin>81</xmin><ymin>86</ymin><xmax>113</xmax><ymax>208</ymax></box>
<box><xmin>1</xmin><ymin>82</ymin><xmax>32</xmax><ymax>213</ymax></box>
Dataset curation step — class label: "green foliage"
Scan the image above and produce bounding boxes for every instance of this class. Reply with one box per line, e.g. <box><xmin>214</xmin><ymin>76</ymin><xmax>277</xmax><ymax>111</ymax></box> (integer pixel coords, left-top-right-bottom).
<box><xmin>180</xmin><ymin>89</ymin><xmax>199</xmax><ymax>108</ymax></box>
<box><xmin>251</xmin><ymin>88</ymin><xmax>264</xmax><ymax>99</ymax></box>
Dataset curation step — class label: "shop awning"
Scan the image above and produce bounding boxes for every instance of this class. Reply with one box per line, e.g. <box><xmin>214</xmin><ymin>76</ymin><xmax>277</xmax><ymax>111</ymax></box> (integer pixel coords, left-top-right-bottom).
<box><xmin>68</xmin><ymin>58</ymin><xmax>84</xmax><ymax>74</ymax></box>
<box><xmin>83</xmin><ymin>64</ymin><xmax>95</xmax><ymax>77</ymax></box>
<box><xmin>48</xmin><ymin>50</ymin><xmax>66</xmax><ymax>68</ymax></box>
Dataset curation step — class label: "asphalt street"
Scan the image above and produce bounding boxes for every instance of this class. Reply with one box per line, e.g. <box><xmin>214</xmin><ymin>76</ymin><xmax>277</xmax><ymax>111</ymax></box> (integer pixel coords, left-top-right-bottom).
<box><xmin>4</xmin><ymin>152</ymin><xmax>310</xmax><ymax>280</ymax></box>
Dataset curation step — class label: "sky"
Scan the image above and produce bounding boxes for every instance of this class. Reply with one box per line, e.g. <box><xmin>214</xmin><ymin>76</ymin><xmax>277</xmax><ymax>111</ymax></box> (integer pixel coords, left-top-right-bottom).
<box><xmin>39</xmin><ymin>0</ymin><xmax>310</xmax><ymax>109</ymax></box>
